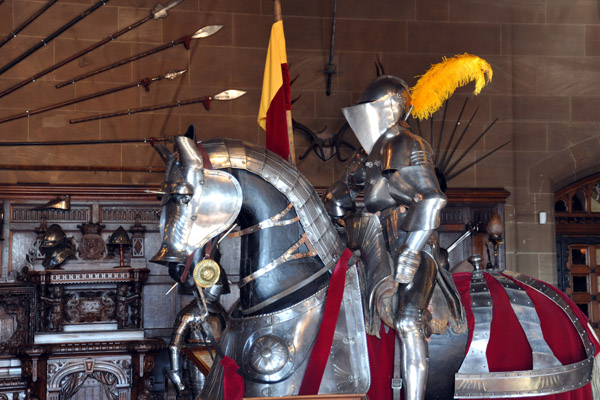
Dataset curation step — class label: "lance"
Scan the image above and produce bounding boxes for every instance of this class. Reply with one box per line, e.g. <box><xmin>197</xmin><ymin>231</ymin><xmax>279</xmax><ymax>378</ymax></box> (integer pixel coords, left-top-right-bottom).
<box><xmin>0</xmin><ymin>164</ymin><xmax>165</xmax><ymax>173</ymax></box>
<box><xmin>0</xmin><ymin>0</ymin><xmax>60</xmax><ymax>50</ymax></box>
<box><xmin>0</xmin><ymin>137</ymin><xmax>172</xmax><ymax>147</ymax></box>
<box><xmin>0</xmin><ymin>69</ymin><xmax>186</xmax><ymax>124</ymax></box>
<box><xmin>0</xmin><ymin>0</ymin><xmax>112</xmax><ymax>77</ymax></box>
<box><xmin>0</xmin><ymin>0</ymin><xmax>185</xmax><ymax>99</ymax></box>
<box><xmin>324</xmin><ymin>0</ymin><xmax>338</xmax><ymax>96</ymax></box>
<box><xmin>69</xmin><ymin>89</ymin><xmax>246</xmax><ymax>124</ymax></box>
<box><xmin>56</xmin><ymin>25</ymin><xmax>223</xmax><ymax>89</ymax></box>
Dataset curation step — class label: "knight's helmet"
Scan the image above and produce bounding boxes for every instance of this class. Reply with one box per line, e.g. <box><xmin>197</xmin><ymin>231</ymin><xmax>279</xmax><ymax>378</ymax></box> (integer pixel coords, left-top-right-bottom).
<box><xmin>342</xmin><ymin>75</ymin><xmax>411</xmax><ymax>154</ymax></box>
<box><xmin>39</xmin><ymin>224</ymin><xmax>74</xmax><ymax>269</ymax></box>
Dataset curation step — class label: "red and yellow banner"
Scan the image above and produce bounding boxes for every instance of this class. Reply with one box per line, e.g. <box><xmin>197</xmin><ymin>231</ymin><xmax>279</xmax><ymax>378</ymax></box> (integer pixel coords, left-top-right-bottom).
<box><xmin>257</xmin><ymin>20</ymin><xmax>291</xmax><ymax>160</ymax></box>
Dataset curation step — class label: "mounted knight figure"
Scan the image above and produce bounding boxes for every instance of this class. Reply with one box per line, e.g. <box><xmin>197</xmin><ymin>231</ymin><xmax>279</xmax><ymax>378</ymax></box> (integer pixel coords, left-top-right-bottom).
<box><xmin>150</xmin><ymin>127</ymin><xmax>371</xmax><ymax>399</ymax></box>
<box><xmin>150</xmin><ymin>54</ymin><xmax>600</xmax><ymax>399</ymax></box>
<box><xmin>324</xmin><ymin>74</ymin><xmax>452</xmax><ymax>400</ymax></box>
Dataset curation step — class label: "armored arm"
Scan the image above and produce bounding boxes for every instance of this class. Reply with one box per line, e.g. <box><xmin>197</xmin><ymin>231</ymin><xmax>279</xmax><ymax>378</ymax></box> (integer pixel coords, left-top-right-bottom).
<box><xmin>167</xmin><ymin>307</ymin><xmax>196</xmax><ymax>393</ymax></box>
<box><xmin>323</xmin><ymin>151</ymin><xmax>367</xmax><ymax>219</ymax></box>
<box><xmin>384</xmin><ymin>135</ymin><xmax>446</xmax><ymax>283</ymax></box>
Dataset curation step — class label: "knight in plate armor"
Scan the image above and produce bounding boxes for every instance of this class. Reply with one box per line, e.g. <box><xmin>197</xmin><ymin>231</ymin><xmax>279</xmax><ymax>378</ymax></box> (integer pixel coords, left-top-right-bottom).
<box><xmin>324</xmin><ymin>75</ymin><xmax>447</xmax><ymax>400</ymax></box>
<box><xmin>166</xmin><ymin>299</ymin><xmax>226</xmax><ymax>399</ymax></box>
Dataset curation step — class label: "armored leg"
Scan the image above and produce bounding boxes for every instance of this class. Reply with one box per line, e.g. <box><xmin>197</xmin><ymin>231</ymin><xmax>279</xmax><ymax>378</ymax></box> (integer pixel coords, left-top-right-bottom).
<box><xmin>395</xmin><ymin>254</ymin><xmax>437</xmax><ymax>400</ymax></box>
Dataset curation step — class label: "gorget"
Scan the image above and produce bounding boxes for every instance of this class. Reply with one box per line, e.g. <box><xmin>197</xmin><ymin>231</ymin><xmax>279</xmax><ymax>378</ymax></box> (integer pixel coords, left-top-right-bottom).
<box><xmin>199</xmin><ymin>266</ymin><xmax>370</xmax><ymax>399</ymax></box>
<box><xmin>201</xmin><ymin>138</ymin><xmax>345</xmax><ymax>268</ymax></box>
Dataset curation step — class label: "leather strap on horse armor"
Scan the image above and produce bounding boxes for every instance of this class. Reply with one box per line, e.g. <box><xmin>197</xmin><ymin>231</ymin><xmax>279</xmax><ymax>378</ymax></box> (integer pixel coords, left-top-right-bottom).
<box><xmin>238</xmin><ymin>233</ymin><xmax>317</xmax><ymax>288</ymax></box>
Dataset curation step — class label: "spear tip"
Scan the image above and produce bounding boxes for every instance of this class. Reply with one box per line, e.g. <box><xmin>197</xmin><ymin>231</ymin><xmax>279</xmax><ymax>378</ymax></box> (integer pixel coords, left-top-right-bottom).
<box><xmin>213</xmin><ymin>89</ymin><xmax>246</xmax><ymax>101</ymax></box>
<box><xmin>164</xmin><ymin>69</ymin><xmax>187</xmax><ymax>80</ymax></box>
<box><xmin>192</xmin><ymin>25</ymin><xmax>224</xmax><ymax>39</ymax></box>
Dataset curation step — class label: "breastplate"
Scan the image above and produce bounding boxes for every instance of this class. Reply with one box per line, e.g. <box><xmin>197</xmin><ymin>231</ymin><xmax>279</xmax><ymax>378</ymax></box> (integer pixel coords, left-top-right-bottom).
<box><xmin>363</xmin><ymin>131</ymin><xmax>412</xmax><ymax>213</ymax></box>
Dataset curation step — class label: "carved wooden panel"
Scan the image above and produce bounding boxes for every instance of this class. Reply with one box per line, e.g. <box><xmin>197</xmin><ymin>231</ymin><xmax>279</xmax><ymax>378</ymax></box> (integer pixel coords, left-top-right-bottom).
<box><xmin>0</xmin><ymin>286</ymin><xmax>36</xmax><ymax>352</ymax></box>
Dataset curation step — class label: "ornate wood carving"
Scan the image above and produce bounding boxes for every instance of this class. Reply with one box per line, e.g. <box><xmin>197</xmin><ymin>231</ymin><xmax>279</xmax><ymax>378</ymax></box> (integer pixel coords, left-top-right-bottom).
<box><xmin>0</xmin><ymin>286</ymin><xmax>36</xmax><ymax>352</ymax></box>
<box><xmin>30</xmin><ymin>268</ymin><xmax>148</xmax><ymax>332</ymax></box>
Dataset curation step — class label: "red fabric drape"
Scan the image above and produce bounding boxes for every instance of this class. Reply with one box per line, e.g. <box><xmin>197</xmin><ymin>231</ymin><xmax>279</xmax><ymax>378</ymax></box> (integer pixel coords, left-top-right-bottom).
<box><xmin>265</xmin><ymin>63</ymin><xmax>291</xmax><ymax>160</ymax></box>
<box><xmin>221</xmin><ymin>356</ymin><xmax>244</xmax><ymax>400</ymax></box>
<box><xmin>453</xmin><ymin>271</ymin><xmax>599</xmax><ymax>400</ymax></box>
<box><xmin>366</xmin><ymin>324</ymin><xmax>396</xmax><ymax>400</ymax></box>
<box><xmin>298</xmin><ymin>248</ymin><xmax>352</xmax><ymax>395</ymax></box>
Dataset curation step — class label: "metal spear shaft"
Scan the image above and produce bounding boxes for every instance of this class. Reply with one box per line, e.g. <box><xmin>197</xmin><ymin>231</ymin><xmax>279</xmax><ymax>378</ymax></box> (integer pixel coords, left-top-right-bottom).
<box><xmin>69</xmin><ymin>89</ymin><xmax>246</xmax><ymax>124</ymax></box>
<box><xmin>56</xmin><ymin>25</ymin><xmax>223</xmax><ymax>89</ymax></box>
<box><xmin>0</xmin><ymin>0</ymin><xmax>60</xmax><ymax>50</ymax></box>
<box><xmin>0</xmin><ymin>70</ymin><xmax>186</xmax><ymax>124</ymax></box>
<box><xmin>0</xmin><ymin>0</ymin><xmax>111</xmax><ymax>76</ymax></box>
<box><xmin>0</xmin><ymin>0</ymin><xmax>185</xmax><ymax>99</ymax></box>
<box><xmin>0</xmin><ymin>164</ymin><xmax>165</xmax><ymax>173</ymax></box>
<box><xmin>324</xmin><ymin>0</ymin><xmax>338</xmax><ymax>96</ymax></box>
<box><xmin>0</xmin><ymin>137</ymin><xmax>172</xmax><ymax>147</ymax></box>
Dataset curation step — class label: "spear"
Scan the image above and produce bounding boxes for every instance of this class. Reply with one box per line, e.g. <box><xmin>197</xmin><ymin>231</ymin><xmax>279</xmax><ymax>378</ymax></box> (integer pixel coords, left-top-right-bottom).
<box><xmin>0</xmin><ymin>164</ymin><xmax>165</xmax><ymax>173</ymax></box>
<box><xmin>0</xmin><ymin>0</ymin><xmax>111</xmax><ymax>76</ymax></box>
<box><xmin>0</xmin><ymin>69</ymin><xmax>186</xmax><ymax>124</ymax></box>
<box><xmin>324</xmin><ymin>0</ymin><xmax>338</xmax><ymax>96</ymax></box>
<box><xmin>0</xmin><ymin>0</ymin><xmax>60</xmax><ymax>50</ymax></box>
<box><xmin>0</xmin><ymin>0</ymin><xmax>185</xmax><ymax>99</ymax></box>
<box><xmin>0</xmin><ymin>137</ymin><xmax>173</xmax><ymax>147</ymax></box>
<box><xmin>69</xmin><ymin>89</ymin><xmax>246</xmax><ymax>124</ymax></box>
<box><xmin>56</xmin><ymin>25</ymin><xmax>223</xmax><ymax>89</ymax></box>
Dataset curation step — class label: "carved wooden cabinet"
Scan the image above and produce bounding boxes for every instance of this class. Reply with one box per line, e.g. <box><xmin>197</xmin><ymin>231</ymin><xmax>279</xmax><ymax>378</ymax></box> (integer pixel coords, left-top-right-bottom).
<box><xmin>440</xmin><ymin>188</ymin><xmax>509</xmax><ymax>270</ymax></box>
<box><xmin>0</xmin><ymin>284</ymin><xmax>36</xmax><ymax>399</ymax></box>
<box><xmin>0</xmin><ymin>184</ymin><xmax>179</xmax><ymax>399</ymax></box>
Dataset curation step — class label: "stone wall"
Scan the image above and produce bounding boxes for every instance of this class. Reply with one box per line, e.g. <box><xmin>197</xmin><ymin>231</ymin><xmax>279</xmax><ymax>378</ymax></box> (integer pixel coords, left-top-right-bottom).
<box><xmin>1</xmin><ymin>0</ymin><xmax>600</xmax><ymax>283</ymax></box>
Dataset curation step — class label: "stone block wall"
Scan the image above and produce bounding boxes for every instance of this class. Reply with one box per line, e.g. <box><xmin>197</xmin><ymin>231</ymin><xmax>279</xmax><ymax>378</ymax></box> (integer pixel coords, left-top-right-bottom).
<box><xmin>1</xmin><ymin>0</ymin><xmax>600</xmax><ymax>282</ymax></box>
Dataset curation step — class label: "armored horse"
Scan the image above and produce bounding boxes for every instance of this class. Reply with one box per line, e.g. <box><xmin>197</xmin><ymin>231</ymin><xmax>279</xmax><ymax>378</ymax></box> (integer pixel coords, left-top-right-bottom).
<box><xmin>151</xmin><ymin>132</ymin><xmax>371</xmax><ymax>399</ymax></box>
<box><xmin>151</xmin><ymin>128</ymin><xmax>599</xmax><ymax>399</ymax></box>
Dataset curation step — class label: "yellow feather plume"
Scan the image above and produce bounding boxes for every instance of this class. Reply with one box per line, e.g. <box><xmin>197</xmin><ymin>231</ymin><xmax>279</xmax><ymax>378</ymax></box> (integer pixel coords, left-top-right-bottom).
<box><xmin>410</xmin><ymin>54</ymin><xmax>493</xmax><ymax>120</ymax></box>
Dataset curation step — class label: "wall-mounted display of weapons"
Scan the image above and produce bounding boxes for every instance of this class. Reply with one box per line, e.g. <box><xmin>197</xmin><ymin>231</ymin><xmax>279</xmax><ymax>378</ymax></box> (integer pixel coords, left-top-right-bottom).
<box><xmin>410</xmin><ymin>98</ymin><xmax>509</xmax><ymax>191</ymax></box>
<box><xmin>69</xmin><ymin>90</ymin><xmax>246</xmax><ymax>124</ymax></box>
<box><xmin>0</xmin><ymin>137</ymin><xmax>174</xmax><ymax>147</ymax></box>
<box><xmin>0</xmin><ymin>164</ymin><xmax>165</xmax><ymax>173</ymax></box>
<box><xmin>0</xmin><ymin>0</ymin><xmax>59</xmax><ymax>50</ymax></box>
<box><xmin>0</xmin><ymin>70</ymin><xmax>186</xmax><ymax>124</ymax></box>
<box><xmin>55</xmin><ymin>25</ymin><xmax>223</xmax><ymax>89</ymax></box>
<box><xmin>0</xmin><ymin>0</ymin><xmax>112</xmax><ymax>76</ymax></box>
<box><xmin>0</xmin><ymin>0</ymin><xmax>185</xmax><ymax>99</ymax></box>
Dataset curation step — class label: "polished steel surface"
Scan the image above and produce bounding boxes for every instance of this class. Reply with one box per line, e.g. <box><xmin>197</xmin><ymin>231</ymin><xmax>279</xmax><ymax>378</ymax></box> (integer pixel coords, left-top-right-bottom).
<box><xmin>502</xmin><ymin>270</ymin><xmax>595</xmax><ymax>358</ymax></box>
<box><xmin>200</xmin><ymin>266</ymin><xmax>370</xmax><ymax>399</ymax></box>
<box><xmin>326</xmin><ymin>74</ymin><xmax>447</xmax><ymax>400</ymax></box>
<box><xmin>341</xmin><ymin>75</ymin><xmax>411</xmax><ymax>154</ymax></box>
<box><xmin>191</xmin><ymin>25</ymin><xmax>223</xmax><ymax>38</ymax></box>
<box><xmin>489</xmin><ymin>270</ymin><xmax>561</xmax><ymax>368</ymax></box>
<box><xmin>151</xmin><ymin>136</ymin><xmax>242</xmax><ymax>264</ymax></box>
<box><xmin>238</xmin><ymin>233</ymin><xmax>317</xmax><ymax>288</ymax></box>
<box><xmin>345</xmin><ymin>212</ymin><xmax>393</xmax><ymax>335</ymax></box>
<box><xmin>202</xmin><ymin>138</ymin><xmax>345</xmax><ymax>268</ymax></box>
<box><xmin>455</xmin><ymin>270</ymin><xmax>596</xmax><ymax>398</ymax></box>
<box><xmin>457</xmin><ymin>270</ymin><xmax>492</xmax><ymax>374</ymax></box>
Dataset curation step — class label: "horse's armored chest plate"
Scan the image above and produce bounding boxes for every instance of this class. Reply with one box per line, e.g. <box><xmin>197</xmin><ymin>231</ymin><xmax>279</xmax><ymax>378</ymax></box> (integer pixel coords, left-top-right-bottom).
<box><xmin>214</xmin><ymin>266</ymin><xmax>370</xmax><ymax>397</ymax></box>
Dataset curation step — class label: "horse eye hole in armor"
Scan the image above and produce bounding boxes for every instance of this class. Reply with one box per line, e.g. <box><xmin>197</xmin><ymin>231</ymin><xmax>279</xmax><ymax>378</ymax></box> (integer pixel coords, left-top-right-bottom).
<box><xmin>172</xmin><ymin>194</ymin><xmax>191</xmax><ymax>205</ymax></box>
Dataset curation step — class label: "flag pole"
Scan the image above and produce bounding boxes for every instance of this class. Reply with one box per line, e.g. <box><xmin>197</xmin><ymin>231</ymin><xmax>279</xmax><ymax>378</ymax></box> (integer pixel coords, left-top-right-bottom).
<box><xmin>273</xmin><ymin>0</ymin><xmax>296</xmax><ymax>165</ymax></box>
